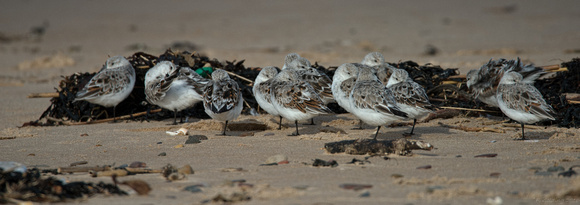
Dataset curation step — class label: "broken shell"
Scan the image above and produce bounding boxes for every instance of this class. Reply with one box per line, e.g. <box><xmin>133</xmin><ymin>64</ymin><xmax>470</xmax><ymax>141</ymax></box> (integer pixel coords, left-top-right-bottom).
<box><xmin>165</xmin><ymin>128</ymin><xmax>189</xmax><ymax>136</ymax></box>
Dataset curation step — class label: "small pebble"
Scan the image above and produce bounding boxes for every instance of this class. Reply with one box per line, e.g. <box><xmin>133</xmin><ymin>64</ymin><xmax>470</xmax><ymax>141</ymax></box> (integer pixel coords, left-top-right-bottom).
<box><xmin>157</xmin><ymin>142</ymin><xmax>162</xmax><ymax>144</ymax></box>
<box><xmin>312</xmin><ymin>159</ymin><xmax>338</xmax><ymax>167</ymax></box>
<box><xmin>129</xmin><ymin>161</ymin><xmax>147</xmax><ymax>168</ymax></box>
<box><xmin>426</xmin><ymin>185</ymin><xmax>444</xmax><ymax>193</ymax></box>
<box><xmin>158</xmin><ymin>152</ymin><xmax>167</xmax><ymax>156</ymax></box>
<box><xmin>185</xmin><ymin>135</ymin><xmax>207</xmax><ymax>144</ymax></box>
<box><xmin>535</xmin><ymin>171</ymin><xmax>552</xmax><ymax>176</ymax></box>
<box><xmin>174</xmin><ymin>144</ymin><xmax>184</xmax><ymax>148</ymax></box>
<box><xmin>417</xmin><ymin>165</ymin><xmax>432</xmax><ymax>170</ymax></box>
<box><xmin>383</xmin><ymin>157</ymin><xmax>390</xmax><ymax>160</ymax></box>
<box><xmin>490</xmin><ymin>140</ymin><xmax>496</xmax><ymax>143</ymax></box>
<box><xmin>339</xmin><ymin>183</ymin><xmax>372</xmax><ymax>191</ymax></box>
<box><xmin>456</xmin><ymin>155</ymin><xmax>462</xmax><ymax>158</ymax></box>
<box><xmin>359</xmin><ymin>191</ymin><xmax>370</xmax><ymax>197</ymax></box>
<box><xmin>184</xmin><ymin>185</ymin><xmax>204</xmax><ymax>193</ymax></box>
<box><xmin>489</xmin><ymin>172</ymin><xmax>501</xmax><ymax>178</ymax></box>
<box><xmin>27</xmin><ymin>153</ymin><xmax>35</xmax><ymax>157</ymax></box>
<box><xmin>80</xmin><ymin>133</ymin><xmax>88</xmax><ymax>137</ymax></box>
<box><xmin>263</xmin><ymin>133</ymin><xmax>275</xmax><ymax>136</ymax></box>
<box><xmin>391</xmin><ymin>174</ymin><xmax>404</xmax><ymax>179</ymax></box>
<box><xmin>547</xmin><ymin>166</ymin><xmax>565</xmax><ymax>172</ymax></box>
<box><xmin>259</xmin><ymin>163</ymin><xmax>278</xmax><ymax>166</ymax></box>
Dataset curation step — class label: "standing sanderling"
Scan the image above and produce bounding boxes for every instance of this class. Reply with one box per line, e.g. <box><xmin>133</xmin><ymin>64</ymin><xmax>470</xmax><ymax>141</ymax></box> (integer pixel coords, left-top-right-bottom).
<box><xmin>144</xmin><ymin>61</ymin><xmax>210</xmax><ymax>125</ymax></box>
<box><xmin>331</xmin><ymin>63</ymin><xmax>365</xmax><ymax>129</ymax></box>
<box><xmin>386</xmin><ymin>68</ymin><xmax>434</xmax><ymax>135</ymax></box>
<box><xmin>253</xmin><ymin>66</ymin><xmax>283</xmax><ymax>130</ymax></box>
<box><xmin>271</xmin><ymin>67</ymin><xmax>333</xmax><ymax>136</ymax></box>
<box><xmin>74</xmin><ymin>56</ymin><xmax>136</xmax><ymax>121</ymax></box>
<box><xmin>203</xmin><ymin>69</ymin><xmax>244</xmax><ymax>135</ymax></box>
<box><xmin>496</xmin><ymin>71</ymin><xmax>556</xmax><ymax>140</ymax></box>
<box><xmin>467</xmin><ymin>58</ymin><xmax>545</xmax><ymax>107</ymax></box>
<box><xmin>283</xmin><ymin>53</ymin><xmax>334</xmax><ymax>125</ymax></box>
<box><xmin>349</xmin><ymin>66</ymin><xmax>407</xmax><ymax>140</ymax></box>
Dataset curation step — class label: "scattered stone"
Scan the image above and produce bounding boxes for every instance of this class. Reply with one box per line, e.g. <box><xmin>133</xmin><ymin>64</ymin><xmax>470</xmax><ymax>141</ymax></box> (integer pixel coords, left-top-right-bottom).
<box><xmin>184</xmin><ymin>184</ymin><xmax>205</xmax><ymax>193</ymax></box>
<box><xmin>312</xmin><ymin>159</ymin><xmax>338</xmax><ymax>167</ymax></box>
<box><xmin>456</xmin><ymin>155</ymin><xmax>462</xmax><ymax>158</ymax></box>
<box><xmin>547</xmin><ymin>166</ymin><xmax>565</xmax><ymax>172</ymax></box>
<box><xmin>178</xmin><ymin>164</ymin><xmax>194</xmax><ymax>175</ymax></box>
<box><xmin>259</xmin><ymin>163</ymin><xmax>278</xmax><ymax>166</ymax></box>
<box><xmin>339</xmin><ymin>183</ymin><xmax>372</xmax><ymax>191</ymax></box>
<box><xmin>324</xmin><ymin>138</ymin><xmax>433</xmax><ymax>155</ymax></box>
<box><xmin>158</xmin><ymin>152</ymin><xmax>167</xmax><ymax>156</ymax></box>
<box><xmin>417</xmin><ymin>165</ymin><xmax>432</xmax><ymax>170</ymax></box>
<box><xmin>535</xmin><ymin>171</ymin><xmax>552</xmax><ymax>176</ymax></box>
<box><xmin>265</xmin><ymin>154</ymin><xmax>288</xmax><ymax>164</ymax></box>
<box><xmin>347</xmin><ymin>158</ymin><xmax>370</xmax><ymax>165</ymax></box>
<box><xmin>263</xmin><ymin>133</ymin><xmax>275</xmax><ymax>136</ymax></box>
<box><xmin>426</xmin><ymin>185</ymin><xmax>444</xmax><ymax>193</ymax></box>
<box><xmin>475</xmin><ymin>153</ymin><xmax>498</xmax><ymax>158</ymax></box>
<box><xmin>27</xmin><ymin>153</ymin><xmax>35</xmax><ymax>156</ymax></box>
<box><xmin>113</xmin><ymin>177</ymin><xmax>151</xmax><ymax>195</ymax></box>
<box><xmin>162</xmin><ymin>164</ymin><xmax>189</xmax><ymax>181</ymax></box>
<box><xmin>359</xmin><ymin>191</ymin><xmax>371</xmax><ymax>197</ymax></box>
<box><xmin>222</xmin><ymin>167</ymin><xmax>247</xmax><ymax>172</ymax></box>
<box><xmin>157</xmin><ymin>142</ymin><xmax>162</xmax><ymax>144</ymax></box>
<box><xmin>185</xmin><ymin>135</ymin><xmax>208</xmax><ymax>144</ymax></box>
<box><xmin>391</xmin><ymin>174</ymin><xmax>404</xmax><ymax>179</ymax></box>
<box><xmin>490</xmin><ymin>172</ymin><xmax>501</xmax><ymax>178</ymax></box>
<box><xmin>80</xmin><ymin>133</ymin><xmax>88</xmax><ymax>137</ymax></box>
<box><xmin>174</xmin><ymin>144</ymin><xmax>184</xmax><ymax>148</ymax></box>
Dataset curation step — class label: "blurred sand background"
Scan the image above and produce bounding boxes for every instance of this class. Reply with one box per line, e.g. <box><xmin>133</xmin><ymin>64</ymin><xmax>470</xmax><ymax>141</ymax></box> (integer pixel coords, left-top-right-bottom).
<box><xmin>1</xmin><ymin>0</ymin><xmax>580</xmax><ymax>204</ymax></box>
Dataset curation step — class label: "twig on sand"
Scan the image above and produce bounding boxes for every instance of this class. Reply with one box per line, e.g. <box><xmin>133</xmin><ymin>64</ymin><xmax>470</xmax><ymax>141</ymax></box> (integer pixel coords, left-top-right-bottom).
<box><xmin>438</xmin><ymin>122</ymin><xmax>505</xmax><ymax>133</ymax></box>
<box><xmin>46</xmin><ymin>109</ymin><xmax>162</xmax><ymax>125</ymax></box>
<box><xmin>225</xmin><ymin>70</ymin><xmax>254</xmax><ymax>85</ymax></box>
<box><xmin>28</xmin><ymin>93</ymin><xmax>59</xmax><ymax>98</ymax></box>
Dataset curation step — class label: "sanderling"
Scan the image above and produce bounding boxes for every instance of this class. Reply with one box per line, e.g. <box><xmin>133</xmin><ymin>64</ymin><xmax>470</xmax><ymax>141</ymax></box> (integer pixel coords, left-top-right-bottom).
<box><xmin>203</xmin><ymin>69</ymin><xmax>244</xmax><ymax>135</ymax></box>
<box><xmin>497</xmin><ymin>71</ymin><xmax>556</xmax><ymax>140</ymax></box>
<box><xmin>283</xmin><ymin>53</ymin><xmax>334</xmax><ymax>125</ymax></box>
<box><xmin>331</xmin><ymin>63</ymin><xmax>365</xmax><ymax>129</ymax></box>
<box><xmin>361</xmin><ymin>52</ymin><xmax>392</xmax><ymax>85</ymax></box>
<box><xmin>271</xmin><ymin>67</ymin><xmax>333</xmax><ymax>136</ymax></box>
<box><xmin>144</xmin><ymin>61</ymin><xmax>210</xmax><ymax>125</ymax></box>
<box><xmin>74</xmin><ymin>56</ymin><xmax>136</xmax><ymax>121</ymax></box>
<box><xmin>467</xmin><ymin>58</ymin><xmax>545</xmax><ymax>107</ymax></box>
<box><xmin>253</xmin><ymin>66</ymin><xmax>283</xmax><ymax>129</ymax></box>
<box><xmin>386</xmin><ymin>68</ymin><xmax>435</xmax><ymax>135</ymax></box>
<box><xmin>349</xmin><ymin>66</ymin><xmax>407</xmax><ymax>140</ymax></box>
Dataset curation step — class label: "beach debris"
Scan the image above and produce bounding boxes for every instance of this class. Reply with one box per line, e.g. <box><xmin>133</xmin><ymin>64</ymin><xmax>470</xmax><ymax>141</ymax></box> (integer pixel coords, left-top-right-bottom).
<box><xmin>558</xmin><ymin>165</ymin><xmax>580</xmax><ymax>177</ymax></box>
<box><xmin>547</xmin><ymin>166</ymin><xmax>565</xmax><ymax>172</ymax></box>
<box><xmin>265</xmin><ymin>154</ymin><xmax>288</xmax><ymax>164</ymax></box>
<box><xmin>439</xmin><ymin>122</ymin><xmax>505</xmax><ymax>133</ymax></box>
<box><xmin>339</xmin><ymin>183</ymin><xmax>372</xmax><ymax>191</ymax></box>
<box><xmin>486</xmin><ymin>196</ymin><xmax>503</xmax><ymax>205</ymax></box>
<box><xmin>347</xmin><ymin>157</ymin><xmax>371</xmax><ymax>165</ymax></box>
<box><xmin>166</xmin><ymin>128</ymin><xmax>188</xmax><ymax>136</ymax></box>
<box><xmin>129</xmin><ymin>161</ymin><xmax>147</xmax><ymax>168</ymax></box>
<box><xmin>1</xmin><ymin>168</ymin><xmax>127</xmax><ymax>203</ymax></box>
<box><xmin>185</xmin><ymin>135</ymin><xmax>208</xmax><ymax>144</ymax></box>
<box><xmin>158</xmin><ymin>152</ymin><xmax>167</xmax><ymax>156</ymax></box>
<box><xmin>112</xmin><ymin>174</ymin><xmax>151</xmax><ymax>195</ymax></box>
<box><xmin>162</xmin><ymin>164</ymin><xmax>194</xmax><ymax>181</ymax></box>
<box><xmin>184</xmin><ymin>184</ymin><xmax>205</xmax><ymax>193</ymax></box>
<box><xmin>490</xmin><ymin>172</ymin><xmax>501</xmax><ymax>178</ymax></box>
<box><xmin>312</xmin><ymin>159</ymin><xmax>338</xmax><ymax>167</ymax></box>
<box><xmin>417</xmin><ymin>165</ymin><xmax>432</xmax><ymax>170</ymax></box>
<box><xmin>391</xmin><ymin>174</ymin><xmax>404</xmax><ymax>179</ymax></box>
<box><xmin>324</xmin><ymin>138</ymin><xmax>433</xmax><ymax>156</ymax></box>
<box><xmin>474</xmin><ymin>153</ymin><xmax>498</xmax><ymax>158</ymax></box>
<box><xmin>0</xmin><ymin>161</ymin><xmax>27</xmax><ymax>173</ymax></box>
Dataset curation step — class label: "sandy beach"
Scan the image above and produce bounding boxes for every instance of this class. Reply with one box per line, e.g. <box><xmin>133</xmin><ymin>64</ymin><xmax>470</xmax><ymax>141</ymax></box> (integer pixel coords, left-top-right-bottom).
<box><xmin>1</xmin><ymin>1</ymin><xmax>580</xmax><ymax>204</ymax></box>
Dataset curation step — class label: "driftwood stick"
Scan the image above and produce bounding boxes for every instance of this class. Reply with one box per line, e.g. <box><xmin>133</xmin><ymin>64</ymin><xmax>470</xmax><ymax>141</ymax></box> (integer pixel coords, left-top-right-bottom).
<box><xmin>57</xmin><ymin>166</ymin><xmax>111</xmax><ymax>174</ymax></box>
<box><xmin>124</xmin><ymin>167</ymin><xmax>163</xmax><ymax>174</ymax></box>
<box><xmin>47</xmin><ymin>109</ymin><xmax>162</xmax><ymax>125</ymax></box>
<box><xmin>502</xmin><ymin>123</ymin><xmax>542</xmax><ymax>129</ymax></box>
<box><xmin>225</xmin><ymin>70</ymin><xmax>254</xmax><ymax>85</ymax></box>
<box><xmin>438</xmin><ymin>122</ymin><xmax>505</xmax><ymax>133</ymax></box>
<box><xmin>28</xmin><ymin>93</ymin><xmax>59</xmax><ymax>98</ymax></box>
<box><xmin>90</xmin><ymin>169</ymin><xmax>129</xmax><ymax>177</ymax></box>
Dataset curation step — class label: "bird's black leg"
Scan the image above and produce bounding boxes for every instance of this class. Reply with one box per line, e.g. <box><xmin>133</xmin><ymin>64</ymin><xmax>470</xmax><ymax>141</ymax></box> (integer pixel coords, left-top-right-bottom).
<box><xmin>278</xmin><ymin>116</ymin><xmax>282</xmax><ymax>130</ymax></box>
<box><xmin>221</xmin><ymin>121</ymin><xmax>228</xmax><ymax>136</ymax></box>
<box><xmin>373</xmin><ymin>126</ymin><xmax>381</xmax><ymax>141</ymax></box>
<box><xmin>289</xmin><ymin>120</ymin><xmax>300</xmax><ymax>136</ymax></box>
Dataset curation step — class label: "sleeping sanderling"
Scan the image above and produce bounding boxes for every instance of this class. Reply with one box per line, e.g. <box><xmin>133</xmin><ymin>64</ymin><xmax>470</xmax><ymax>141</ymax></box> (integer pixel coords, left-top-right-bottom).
<box><xmin>144</xmin><ymin>61</ymin><xmax>209</xmax><ymax>124</ymax></box>
<box><xmin>496</xmin><ymin>71</ymin><xmax>556</xmax><ymax>140</ymax></box>
<box><xmin>467</xmin><ymin>58</ymin><xmax>545</xmax><ymax>107</ymax></box>
<box><xmin>349</xmin><ymin>66</ymin><xmax>407</xmax><ymax>140</ymax></box>
<box><xmin>203</xmin><ymin>69</ymin><xmax>244</xmax><ymax>135</ymax></box>
<box><xmin>271</xmin><ymin>67</ymin><xmax>332</xmax><ymax>136</ymax></box>
<box><xmin>331</xmin><ymin>63</ymin><xmax>365</xmax><ymax>129</ymax></box>
<box><xmin>386</xmin><ymin>68</ymin><xmax>434</xmax><ymax>135</ymax></box>
<box><xmin>74</xmin><ymin>56</ymin><xmax>135</xmax><ymax>121</ymax></box>
<box><xmin>253</xmin><ymin>66</ymin><xmax>283</xmax><ymax>129</ymax></box>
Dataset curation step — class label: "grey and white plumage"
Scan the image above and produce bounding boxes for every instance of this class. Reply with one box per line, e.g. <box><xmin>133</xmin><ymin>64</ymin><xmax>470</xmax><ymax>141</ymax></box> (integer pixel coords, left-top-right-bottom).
<box><xmin>386</xmin><ymin>68</ymin><xmax>434</xmax><ymax>135</ymax></box>
<box><xmin>467</xmin><ymin>58</ymin><xmax>545</xmax><ymax>107</ymax></box>
<box><xmin>271</xmin><ymin>67</ymin><xmax>333</xmax><ymax>136</ymax></box>
<box><xmin>331</xmin><ymin>63</ymin><xmax>365</xmax><ymax>129</ymax></box>
<box><xmin>74</xmin><ymin>56</ymin><xmax>136</xmax><ymax>119</ymax></box>
<box><xmin>496</xmin><ymin>71</ymin><xmax>556</xmax><ymax>140</ymax></box>
<box><xmin>253</xmin><ymin>66</ymin><xmax>283</xmax><ymax>129</ymax></box>
<box><xmin>144</xmin><ymin>61</ymin><xmax>210</xmax><ymax>124</ymax></box>
<box><xmin>349</xmin><ymin>66</ymin><xmax>407</xmax><ymax>140</ymax></box>
<box><xmin>203</xmin><ymin>69</ymin><xmax>244</xmax><ymax>135</ymax></box>
<box><xmin>361</xmin><ymin>52</ymin><xmax>392</xmax><ymax>85</ymax></box>
<box><xmin>283</xmin><ymin>53</ymin><xmax>334</xmax><ymax>104</ymax></box>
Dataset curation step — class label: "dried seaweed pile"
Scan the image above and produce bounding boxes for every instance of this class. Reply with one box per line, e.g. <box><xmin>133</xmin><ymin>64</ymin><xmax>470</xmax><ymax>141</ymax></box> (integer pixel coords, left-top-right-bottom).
<box><xmin>534</xmin><ymin>58</ymin><xmax>580</xmax><ymax>128</ymax></box>
<box><xmin>0</xmin><ymin>168</ymin><xmax>126</xmax><ymax>203</ymax></box>
<box><xmin>35</xmin><ymin>49</ymin><xmax>261</xmax><ymax>125</ymax></box>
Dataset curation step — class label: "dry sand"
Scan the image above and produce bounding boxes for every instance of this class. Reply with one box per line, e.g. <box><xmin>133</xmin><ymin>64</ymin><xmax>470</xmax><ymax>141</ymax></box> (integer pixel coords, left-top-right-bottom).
<box><xmin>1</xmin><ymin>0</ymin><xmax>580</xmax><ymax>204</ymax></box>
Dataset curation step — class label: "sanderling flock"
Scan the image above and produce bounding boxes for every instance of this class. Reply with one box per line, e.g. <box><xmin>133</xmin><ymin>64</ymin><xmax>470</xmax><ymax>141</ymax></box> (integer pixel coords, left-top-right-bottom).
<box><xmin>74</xmin><ymin>53</ymin><xmax>557</xmax><ymax>139</ymax></box>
